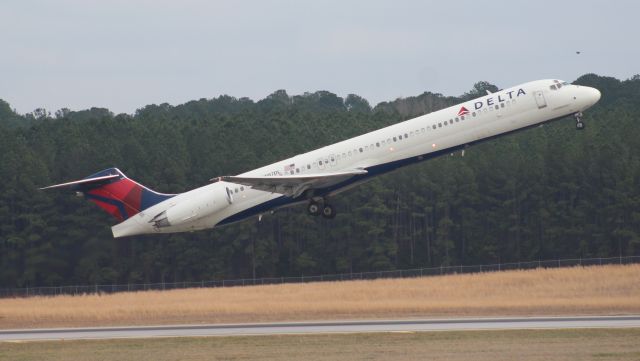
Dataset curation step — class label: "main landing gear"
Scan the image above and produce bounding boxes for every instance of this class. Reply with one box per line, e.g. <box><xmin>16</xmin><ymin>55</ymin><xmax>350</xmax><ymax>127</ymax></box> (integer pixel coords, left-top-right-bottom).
<box><xmin>574</xmin><ymin>112</ymin><xmax>585</xmax><ymax>130</ymax></box>
<box><xmin>307</xmin><ymin>199</ymin><xmax>336</xmax><ymax>219</ymax></box>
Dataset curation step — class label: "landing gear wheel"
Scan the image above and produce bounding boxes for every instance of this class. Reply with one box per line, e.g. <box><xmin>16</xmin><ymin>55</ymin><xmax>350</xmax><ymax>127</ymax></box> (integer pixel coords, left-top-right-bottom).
<box><xmin>574</xmin><ymin>112</ymin><xmax>585</xmax><ymax>131</ymax></box>
<box><xmin>322</xmin><ymin>204</ymin><xmax>336</xmax><ymax>219</ymax></box>
<box><xmin>307</xmin><ymin>202</ymin><xmax>321</xmax><ymax>216</ymax></box>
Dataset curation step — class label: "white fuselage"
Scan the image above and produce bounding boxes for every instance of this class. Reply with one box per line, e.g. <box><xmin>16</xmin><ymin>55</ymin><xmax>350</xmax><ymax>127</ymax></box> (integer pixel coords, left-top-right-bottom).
<box><xmin>112</xmin><ymin>79</ymin><xmax>601</xmax><ymax>238</ymax></box>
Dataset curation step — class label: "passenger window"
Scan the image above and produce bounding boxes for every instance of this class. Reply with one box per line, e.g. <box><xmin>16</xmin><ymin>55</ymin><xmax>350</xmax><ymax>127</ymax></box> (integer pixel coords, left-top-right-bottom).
<box><xmin>404</xmin><ymin>133</ymin><xmax>408</xmax><ymax>138</ymax></box>
<box><xmin>557</xmin><ymin>83</ymin><xmax>562</xmax><ymax>89</ymax></box>
<box><xmin>319</xmin><ymin>160</ymin><xmax>323</xmax><ymax>165</ymax></box>
<box><xmin>495</xmin><ymin>105</ymin><xmax>499</xmax><ymax>110</ymax></box>
<box><xmin>438</xmin><ymin>123</ymin><xmax>442</xmax><ymax>127</ymax></box>
<box><xmin>307</xmin><ymin>164</ymin><xmax>311</xmax><ymax>169</ymax></box>
<box><xmin>500</xmin><ymin>103</ymin><xmax>505</xmax><ymax>108</ymax></box>
<box><xmin>453</xmin><ymin>118</ymin><xmax>457</xmax><ymax>123</ymax></box>
<box><xmin>376</xmin><ymin>142</ymin><xmax>380</xmax><ymax>147</ymax></box>
<box><xmin>296</xmin><ymin>168</ymin><xmax>300</xmax><ymax>173</ymax></box>
<box><xmin>348</xmin><ymin>151</ymin><xmax>352</xmax><ymax>156</ymax></box>
<box><xmin>421</xmin><ymin>128</ymin><xmax>425</xmax><ymax>133</ymax></box>
<box><xmin>472</xmin><ymin>112</ymin><xmax>476</xmax><ymax>116</ymax></box>
<box><xmin>550</xmin><ymin>85</ymin><xmax>557</xmax><ymax>90</ymax></box>
<box><xmin>393</xmin><ymin>137</ymin><xmax>397</xmax><ymax>141</ymax></box>
<box><xmin>432</xmin><ymin>125</ymin><xmax>436</xmax><ymax>129</ymax></box>
<box><xmin>359</xmin><ymin>148</ymin><xmax>363</xmax><ymax>153</ymax></box>
<box><xmin>240</xmin><ymin>186</ymin><xmax>244</xmax><ymax>191</ymax></box>
<box><xmin>398</xmin><ymin>135</ymin><xmax>402</xmax><ymax>140</ymax></box>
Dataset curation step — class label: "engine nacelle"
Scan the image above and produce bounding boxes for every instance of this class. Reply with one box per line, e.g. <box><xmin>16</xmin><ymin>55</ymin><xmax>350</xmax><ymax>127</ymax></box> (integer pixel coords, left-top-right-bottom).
<box><xmin>150</xmin><ymin>187</ymin><xmax>233</xmax><ymax>228</ymax></box>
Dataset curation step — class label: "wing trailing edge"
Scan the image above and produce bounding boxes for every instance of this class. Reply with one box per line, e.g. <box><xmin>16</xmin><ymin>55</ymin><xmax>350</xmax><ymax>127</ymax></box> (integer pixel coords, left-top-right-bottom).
<box><xmin>213</xmin><ymin>169</ymin><xmax>368</xmax><ymax>197</ymax></box>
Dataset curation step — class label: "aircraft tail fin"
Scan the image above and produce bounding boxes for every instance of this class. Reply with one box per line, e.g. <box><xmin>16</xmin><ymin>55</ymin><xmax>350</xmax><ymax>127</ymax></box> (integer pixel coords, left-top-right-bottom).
<box><xmin>41</xmin><ymin>168</ymin><xmax>175</xmax><ymax>221</ymax></box>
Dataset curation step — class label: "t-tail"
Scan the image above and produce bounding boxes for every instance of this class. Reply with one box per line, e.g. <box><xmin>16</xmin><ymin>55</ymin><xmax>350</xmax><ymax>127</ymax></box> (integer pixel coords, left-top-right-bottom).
<box><xmin>41</xmin><ymin>168</ymin><xmax>175</xmax><ymax>221</ymax></box>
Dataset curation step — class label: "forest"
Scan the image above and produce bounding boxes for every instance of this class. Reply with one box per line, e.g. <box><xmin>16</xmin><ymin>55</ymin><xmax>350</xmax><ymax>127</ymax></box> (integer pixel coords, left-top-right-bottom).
<box><xmin>1</xmin><ymin>73</ymin><xmax>639</xmax><ymax>288</ymax></box>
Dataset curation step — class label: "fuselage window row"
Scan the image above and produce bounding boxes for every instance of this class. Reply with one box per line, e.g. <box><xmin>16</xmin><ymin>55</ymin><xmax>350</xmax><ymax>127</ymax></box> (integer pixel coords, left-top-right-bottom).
<box><xmin>316</xmin><ymin>104</ymin><xmax>480</xmax><ymax>169</ymax></box>
<box><xmin>253</xmin><ymin>94</ymin><xmax>514</xmax><ymax>176</ymax></box>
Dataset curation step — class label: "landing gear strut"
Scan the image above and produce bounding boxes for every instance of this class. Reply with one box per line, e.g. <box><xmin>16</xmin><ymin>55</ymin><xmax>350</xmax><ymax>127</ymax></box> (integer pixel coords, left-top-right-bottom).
<box><xmin>574</xmin><ymin>112</ymin><xmax>585</xmax><ymax>130</ymax></box>
<box><xmin>307</xmin><ymin>199</ymin><xmax>336</xmax><ymax>219</ymax></box>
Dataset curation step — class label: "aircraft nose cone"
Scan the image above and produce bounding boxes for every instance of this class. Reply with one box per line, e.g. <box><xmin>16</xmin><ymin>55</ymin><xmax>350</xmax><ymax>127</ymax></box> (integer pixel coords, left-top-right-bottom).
<box><xmin>589</xmin><ymin>87</ymin><xmax>601</xmax><ymax>105</ymax></box>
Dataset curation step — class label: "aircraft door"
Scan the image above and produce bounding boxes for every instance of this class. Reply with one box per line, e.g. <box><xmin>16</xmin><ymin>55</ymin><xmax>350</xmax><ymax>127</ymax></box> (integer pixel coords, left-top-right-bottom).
<box><xmin>534</xmin><ymin>90</ymin><xmax>547</xmax><ymax>109</ymax></box>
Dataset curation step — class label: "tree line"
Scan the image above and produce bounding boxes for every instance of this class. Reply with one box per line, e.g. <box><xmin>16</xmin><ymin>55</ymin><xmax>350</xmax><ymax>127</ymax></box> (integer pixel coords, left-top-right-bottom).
<box><xmin>1</xmin><ymin>73</ymin><xmax>639</xmax><ymax>288</ymax></box>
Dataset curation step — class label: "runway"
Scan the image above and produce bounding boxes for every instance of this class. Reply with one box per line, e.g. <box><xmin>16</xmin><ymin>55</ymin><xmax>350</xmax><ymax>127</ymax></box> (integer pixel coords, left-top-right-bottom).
<box><xmin>1</xmin><ymin>315</ymin><xmax>639</xmax><ymax>341</ymax></box>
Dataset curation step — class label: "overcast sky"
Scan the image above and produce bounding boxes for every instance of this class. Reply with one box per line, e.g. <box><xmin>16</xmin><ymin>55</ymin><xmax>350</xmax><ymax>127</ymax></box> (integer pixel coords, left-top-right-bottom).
<box><xmin>2</xmin><ymin>0</ymin><xmax>639</xmax><ymax>114</ymax></box>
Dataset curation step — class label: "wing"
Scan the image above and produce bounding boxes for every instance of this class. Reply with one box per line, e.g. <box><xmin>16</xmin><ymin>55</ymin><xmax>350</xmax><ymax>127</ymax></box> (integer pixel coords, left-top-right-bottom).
<box><xmin>213</xmin><ymin>169</ymin><xmax>368</xmax><ymax>198</ymax></box>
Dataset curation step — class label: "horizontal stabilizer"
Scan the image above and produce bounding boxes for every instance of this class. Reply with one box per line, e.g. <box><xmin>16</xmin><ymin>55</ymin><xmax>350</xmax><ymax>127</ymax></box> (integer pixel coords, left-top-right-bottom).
<box><xmin>214</xmin><ymin>169</ymin><xmax>368</xmax><ymax>197</ymax></box>
<box><xmin>40</xmin><ymin>174</ymin><xmax>121</xmax><ymax>190</ymax></box>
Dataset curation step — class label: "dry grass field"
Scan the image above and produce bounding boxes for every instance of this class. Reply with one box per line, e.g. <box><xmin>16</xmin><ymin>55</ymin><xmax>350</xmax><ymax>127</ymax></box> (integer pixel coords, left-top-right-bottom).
<box><xmin>2</xmin><ymin>329</ymin><xmax>640</xmax><ymax>361</ymax></box>
<box><xmin>0</xmin><ymin>264</ymin><xmax>638</xmax><ymax>329</ymax></box>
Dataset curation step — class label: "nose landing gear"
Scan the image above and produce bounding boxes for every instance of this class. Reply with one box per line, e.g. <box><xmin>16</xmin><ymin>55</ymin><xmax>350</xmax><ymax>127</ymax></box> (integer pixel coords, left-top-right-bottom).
<box><xmin>574</xmin><ymin>112</ymin><xmax>585</xmax><ymax>130</ymax></box>
<box><xmin>307</xmin><ymin>199</ymin><xmax>336</xmax><ymax>219</ymax></box>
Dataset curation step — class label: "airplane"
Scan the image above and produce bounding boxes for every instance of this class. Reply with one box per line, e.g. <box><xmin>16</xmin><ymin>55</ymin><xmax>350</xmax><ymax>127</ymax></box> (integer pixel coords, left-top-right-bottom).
<box><xmin>42</xmin><ymin>79</ymin><xmax>601</xmax><ymax>238</ymax></box>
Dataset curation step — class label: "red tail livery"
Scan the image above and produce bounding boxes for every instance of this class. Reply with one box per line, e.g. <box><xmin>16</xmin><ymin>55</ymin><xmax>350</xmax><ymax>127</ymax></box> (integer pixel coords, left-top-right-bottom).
<box><xmin>41</xmin><ymin>168</ymin><xmax>175</xmax><ymax>221</ymax></box>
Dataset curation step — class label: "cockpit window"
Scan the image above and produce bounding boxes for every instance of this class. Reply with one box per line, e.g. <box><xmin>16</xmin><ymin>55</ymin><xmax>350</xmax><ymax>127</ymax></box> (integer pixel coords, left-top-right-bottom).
<box><xmin>550</xmin><ymin>80</ymin><xmax>570</xmax><ymax>91</ymax></box>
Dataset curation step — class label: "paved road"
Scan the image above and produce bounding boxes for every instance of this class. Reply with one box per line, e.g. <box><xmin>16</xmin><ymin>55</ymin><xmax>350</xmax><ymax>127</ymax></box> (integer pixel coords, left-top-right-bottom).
<box><xmin>1</xmin><ymin>316</ymin><xmax>639</xmax><ymax>341</ymax></box>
